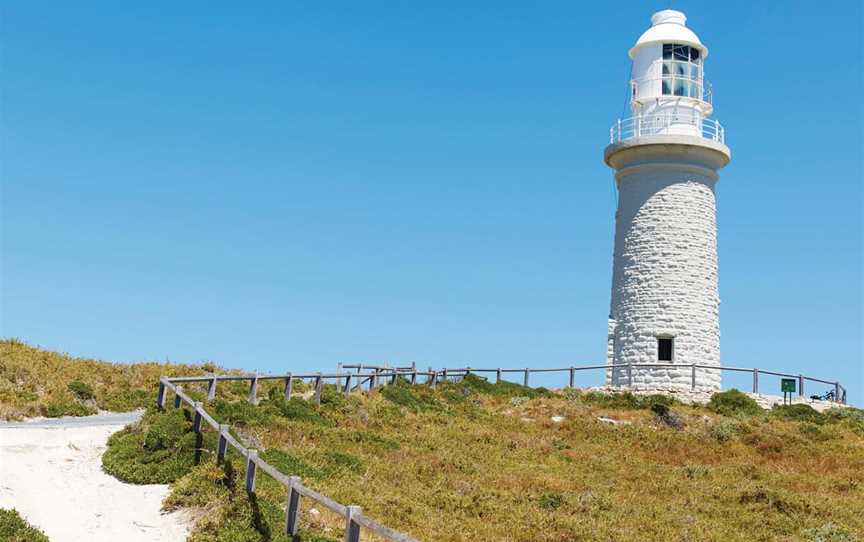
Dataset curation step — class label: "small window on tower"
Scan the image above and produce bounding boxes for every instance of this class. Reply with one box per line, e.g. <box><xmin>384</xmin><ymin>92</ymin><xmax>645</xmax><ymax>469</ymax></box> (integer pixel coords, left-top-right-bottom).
<box><xmin>658</xmin><ymin>337</ymin><xmax>674</xmax><ymax>361</ymax></box>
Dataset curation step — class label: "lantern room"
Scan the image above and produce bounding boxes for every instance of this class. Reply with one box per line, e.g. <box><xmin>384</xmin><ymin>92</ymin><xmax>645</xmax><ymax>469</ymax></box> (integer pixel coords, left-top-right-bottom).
<box><xmin>619</xmin><ymin>9</ymin><xmax>717</xmax><ymax>140</ymax></box>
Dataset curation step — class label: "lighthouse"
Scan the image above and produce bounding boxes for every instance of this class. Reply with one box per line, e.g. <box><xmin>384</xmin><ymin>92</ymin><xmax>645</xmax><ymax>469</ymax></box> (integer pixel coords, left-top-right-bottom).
<box><xmin>605</xmin><ymin>10</ymin><xmax>730</xmax><ymax>391</ymax></box>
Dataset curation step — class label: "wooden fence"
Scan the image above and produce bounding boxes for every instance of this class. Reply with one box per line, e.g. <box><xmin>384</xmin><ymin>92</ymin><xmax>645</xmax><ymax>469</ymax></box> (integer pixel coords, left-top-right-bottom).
<box><xmin>157</xmin><ymin>375</ymin><xmax>421</xmax><ymax>542</ymax></box>
<box><xmin>155</xmin><ymin>362</ymin><xmax>847</xmax><ymax>541</ymax></box>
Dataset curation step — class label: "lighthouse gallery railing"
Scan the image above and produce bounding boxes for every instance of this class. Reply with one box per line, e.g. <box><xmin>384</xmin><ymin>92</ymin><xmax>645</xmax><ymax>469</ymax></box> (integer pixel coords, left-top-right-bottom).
<box><xmin>610</xmin><ymin>114</ymin><xmax>725</xmax><ymax>144</ymax></box>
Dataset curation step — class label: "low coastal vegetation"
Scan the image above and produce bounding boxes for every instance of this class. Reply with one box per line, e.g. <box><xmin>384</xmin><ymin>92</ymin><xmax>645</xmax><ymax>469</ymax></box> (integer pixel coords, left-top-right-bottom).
<box><xmin>104</xmin><ymin>376</ymin><xmax>864</xmax><ymax>541</ymax></box>
<box><xmin>4</xmin><ymin>340</ymin><xmax>862</xmax><ymax>541</ymax></box>
<box><xmin>0</xmin><ymin>339</ymin><xmax>215</xmax><ymax>419</ymax></box>
<box><xmin>0</xmin><ymin>508</ymin><xmax>49</xmax><ymax>542</ymax></box>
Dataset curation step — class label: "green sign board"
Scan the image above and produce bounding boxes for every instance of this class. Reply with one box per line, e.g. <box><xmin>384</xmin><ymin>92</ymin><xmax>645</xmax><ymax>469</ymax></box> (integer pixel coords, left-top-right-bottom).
<box><xmin>781</xmin><ymin>378</ymin><xmax>796</xmax><ymax>393</ymax></box>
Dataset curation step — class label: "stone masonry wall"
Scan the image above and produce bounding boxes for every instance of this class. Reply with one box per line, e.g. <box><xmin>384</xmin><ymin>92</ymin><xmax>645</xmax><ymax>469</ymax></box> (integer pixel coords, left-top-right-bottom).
<box><xmin>608</xmin><ymin>166</ymin><xmax>720</xmax><ymax>391</ymax></box>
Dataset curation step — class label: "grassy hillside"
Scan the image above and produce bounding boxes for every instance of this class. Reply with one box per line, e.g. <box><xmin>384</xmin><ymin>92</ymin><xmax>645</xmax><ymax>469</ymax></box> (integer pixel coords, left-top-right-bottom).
<box><xmin>105</xmin><ymin>375</ymin><xmax>864</xmax><ymax>542</ymax></box>
<box><xmin>0</xmin><ymin>339</ymin><xmax>214</xmax><ymax>419</ymax></box>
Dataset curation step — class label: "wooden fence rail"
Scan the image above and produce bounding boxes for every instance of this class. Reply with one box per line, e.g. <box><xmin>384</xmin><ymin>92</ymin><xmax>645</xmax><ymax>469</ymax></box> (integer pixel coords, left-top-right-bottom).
<box><xmin>161</xmin><ymin>363</ymin><xmax>847</xmax><ymax>408</ymax></box>
<box><xmin>159</xmin><ymin>378</ymin><xmax>420</xmax><ymax>542</ymax></box>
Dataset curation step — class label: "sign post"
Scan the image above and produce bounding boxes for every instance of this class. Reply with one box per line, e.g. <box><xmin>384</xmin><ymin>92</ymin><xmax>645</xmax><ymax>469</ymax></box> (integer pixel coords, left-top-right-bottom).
<box><xmin>781</xmin><ymin>378</ymin><xmax>796</xmax><ymax>405</ymax></box>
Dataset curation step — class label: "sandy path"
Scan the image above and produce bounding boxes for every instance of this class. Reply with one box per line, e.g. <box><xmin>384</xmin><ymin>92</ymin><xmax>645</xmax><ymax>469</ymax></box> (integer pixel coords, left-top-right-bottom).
<box><xmin>0</xmin><ymin>412</ymin><xmax>191</xmax><ymax>542</ymax></box>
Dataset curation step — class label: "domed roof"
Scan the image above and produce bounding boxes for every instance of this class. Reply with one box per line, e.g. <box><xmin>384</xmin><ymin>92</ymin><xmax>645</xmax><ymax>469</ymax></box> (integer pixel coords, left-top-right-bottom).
<box><xmin>628</xmin><ymin>10</ymin><xmax>707</xmax><ymax>59</ymax></box>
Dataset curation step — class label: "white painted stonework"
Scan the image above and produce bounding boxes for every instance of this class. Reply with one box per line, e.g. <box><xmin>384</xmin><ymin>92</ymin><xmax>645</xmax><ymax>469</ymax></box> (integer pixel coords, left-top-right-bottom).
<box><xmin>605</xmin><ymin>10</ymin><xmax>730</xmax><ymax>391</ymax></box>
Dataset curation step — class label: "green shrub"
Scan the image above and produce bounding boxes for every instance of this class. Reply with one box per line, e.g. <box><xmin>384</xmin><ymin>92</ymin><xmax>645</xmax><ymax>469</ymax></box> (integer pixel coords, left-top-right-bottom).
<box><xmin>67</xmin><ymin>380</ymin><xmax>95</xmax><ymax>401</ymax></box>
<box><xmin>211</xmin><ymin>398</ymin><xmax>273</xmax><ymax>426</ymax></box>
<box><xmin>800</xmin><ymin>522</ymin><xmax>857</xmax><ymax>542</ymax></box>
<box><xmin>260</xmin><ymin>449</ymin><xmax>324</xmax><ymax>481</ymax></box>
<box><xmin>143</xmin><ymin>409</ymin><xmax>190</xmax><ymax>450</ymax></box>
<box><xmin>100</xmin><ymin>388</ymin><xmax>150</xmax><ymax>412</ymax></box>
<box><xmin>102</xmin><ymin>408</ymin><xmax>213</xmax><ymax>484</ymax></box>
<box><xmin>380</xmin><ymin>379</ymin><xmax>440</xmax><ymax>412</ymax></box>
<box><xmin>40</xmin><ymin>399</ymin><xmax>95</xmax><ymax>418</ymax></box>
<box><xmin>0</xmin><ymin>508</ymin><xmax>49</xmax><ymax>542</ymax></box>
<box><xmin>824</xmin><ymin>407</ymin><xmax>864</xmax><ymax>435</ymax></box>
<box><xmin>274</xmin><ymin>397</ymin><xmax>328</xmax><ymax>424</ymax></box>
<box><xmin>709</xmin><ymin>419</ymin><xmax>743</xmax><ymax>442</ymax></box>
<box><xmin>580</xmin><ymin>391</ymin><xmax>679</xmax><ymax>411</ymax></box>
<box><xmin>771</xmin><ymin>404</ymin><xmax>826</xmax><ymax>424</ymax></box>
<box><xmin>539</xmin><ymin>493</ymin><xmax>564</xmax><ymax>510</ymax></box>
<box><xmin>708</xmin><ymin>389</ymin><xmax>762</xmax><ymax>417</ymax></box>
<box><xmin>445</xmin><ymin>373</ymin><xmax>552</xmax><ymax>400</ymax></box>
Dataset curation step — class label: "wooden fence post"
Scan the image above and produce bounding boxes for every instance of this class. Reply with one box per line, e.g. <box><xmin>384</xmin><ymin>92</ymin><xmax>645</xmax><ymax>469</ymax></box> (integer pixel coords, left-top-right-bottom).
<box><xmin>411</xmin><ymin>371</ymin><xmax>417</xmax><ymax>385</ymax></box>
<box><xmin>248</xmin><ymin>374</ymin><xmax>259</xmax><ymax>405</ymax></box>
<box><xmin>284</xmin><ymin>373</ymin><xmax>293</xmax><ymax>400</ymax></box>
<box><xmin>798</xmin><ymin>375</ymin><xmax>804</xmax><ymax>398</ymax></box>
<box><xmin>569</xmin><ymin>366</ymin><xmax>575</xmax><ymax>388</ymax></box>
<box><xmin>496</xmin><ymin>368</ymin><xmax>502</xmax><ymax>384</ymax></box>
<box><xmin>156</xmin><ymin>381</ymin><xmax>166</xmax><ymax>409</ymax></box>
<box><xmin>834</xmin><ymin>382</ymin><xmax>840</xmax><ymax>403</ymax></box>
<box><xmin>174</xmin><ymin>385</ymin><xmax>183</xmax><ymax>408</ymax></box>
<box><xmin>753</xmin><ymin>369</ymin><xmax>759</xmax><ymax>394</ymax></box>
<box><xmin>691</xmin><ymin>364</ymin><xmax>697</xmax><ymax>391</ymax></box>
<box><xmin>523</xmin><ymin>368</ymin><xmax>529</xmax><ymax>387</ymax></box>
<box><xmin>217</xmin><ymin>424</ymin><xmax>229</xmax><ymax>465</ymax></box>
<box><xmin>627</xmin><ymin>363</ymin><xmax>633</xmax><ymax>388</ymax></box>
<box><xmin>192</xmin><ymin>402</ymin><xmax>203</xmax><ymax>434</ymax></box>
<box><xmin>372</xmin><ymin>369</ymin><xmax>379</xmax><ymax>389</ymax></box>
<box><xmin>245</xmin><ymin>450</ymin><xmax>258</xmax><ymax>493</ymax></box>
<box><xmin>442</xmin><ymin>368</ymin><xmax>448</xmax><ymax>382</ymax></box>
<box><xmin>343</xmin><ymin>374</ymin><xmax>351</xmax><ymax>396</ymax></box>
<box><xmin>429</xmin><ymin>368</ymin><xmax>436</xmax><ymax>389</ymax></box>
<box><xmin>207</xmin><ymin>375</ymin><xmax>217</xmax><ymax>401</ymax></box>
<box><xmin>314</xmin><ymin>373</ymin><xmax>323</xmax><ymax>405</ymax></box>
<box><xmin>344</xmin><ymin>505</ymin><xmax>362</xmax><ymax>542</ymax></box>
<box><xmin>285</xmin><ymin>476</ymin><xmax>302</xmax><ymax>536</ymax></box>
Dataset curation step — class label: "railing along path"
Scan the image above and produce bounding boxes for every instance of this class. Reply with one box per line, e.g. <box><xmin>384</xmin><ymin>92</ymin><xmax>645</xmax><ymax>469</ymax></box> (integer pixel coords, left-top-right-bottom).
<box><xmin>156</xmin><ymin>362</ymin><xmax>847</xmax><ymax>541</ymax></box>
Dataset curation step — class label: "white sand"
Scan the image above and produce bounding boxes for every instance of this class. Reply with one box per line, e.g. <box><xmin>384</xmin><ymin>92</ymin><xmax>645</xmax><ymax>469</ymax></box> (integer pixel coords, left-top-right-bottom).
<box><xmin>0</xmin><ymin>414</ymin><xmax>191</xmax><ymax>542</ymax></box>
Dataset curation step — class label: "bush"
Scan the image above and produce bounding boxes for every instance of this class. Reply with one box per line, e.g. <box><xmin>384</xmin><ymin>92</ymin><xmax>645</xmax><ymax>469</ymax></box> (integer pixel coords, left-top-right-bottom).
<box><xmin>771</xmin><ymin>404</ymin><xmax>826</xmax><ymax>424</ymax></box>
<box><xmin>446</xmin><ymin>373</ymin><xmax>552</xmax><ymax>400</ymax></box>
<box><xmin>380</xmin><ymin>379</ymin><xmax>440</xmax><ymax>412</ymax></box>
<box><xmin>102</xmin><ymin>408</ymin><xmax>213</xmax><ymax>484</ymax></box>
<box><xmin>800</xmin><ymin>522</ymin><xmax>857</xmax><ymax>542</ymax></box>
<box><xmin>0</xmin><ymin>508</ymin><xmax>49</xmax><ymax>542</ymax></box>
<box><xmin>67</xmin><ymin>380</ymin><xmax>95</xmax><ymax>401</ymax></box>
<box><xmin>708</xmin><ymin>389</ymin><xmax>762</xmax><ymax>417</ymax></box>
<box><xmin>261</xmin><ymin>449</ymin><xmax>325</xmax><ymax>481</ymax></box>
<box><xmin>539</xmin><ymin>493</ymin><xmax>564</xmax><ymax>510</ymax></box>
<box><xmin>40</xmin><ymin>399</ymin><xmax>95</xmax><ymax>418</ymax></box>
<box><xmin>709</xmin><ymin>419</ymin><xmax>743</xmax><ymax>442</ymax></box>
<box><xmin>580</xmin><ymin>391</ymin><xmax>679</xmax><ymax>411</ymax></box>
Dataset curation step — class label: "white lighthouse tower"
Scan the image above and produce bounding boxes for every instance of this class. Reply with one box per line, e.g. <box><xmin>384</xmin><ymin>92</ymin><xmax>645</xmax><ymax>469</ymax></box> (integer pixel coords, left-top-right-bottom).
<box><xmin>605</xmin><ymin>10</ymin><xmax>731</xmax><ymax>391</ymax></box>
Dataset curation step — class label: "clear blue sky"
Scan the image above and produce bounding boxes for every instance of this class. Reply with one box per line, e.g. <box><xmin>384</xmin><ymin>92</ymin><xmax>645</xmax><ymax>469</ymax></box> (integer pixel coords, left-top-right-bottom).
<box><xmin>1</xmin><ymin>1</ymin><xmax>861</xmax><ymax>403</ymax></box>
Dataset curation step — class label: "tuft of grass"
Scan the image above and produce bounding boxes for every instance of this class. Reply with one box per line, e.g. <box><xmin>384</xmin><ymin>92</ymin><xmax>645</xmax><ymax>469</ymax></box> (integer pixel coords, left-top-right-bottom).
<box><xmin>0</xmin><ymin>509</ymin><xmax>49</xmax><ymax>542</ymax></box>
<box><xmin>708</xmin><ymin>389</ymin><xmax>762</xmax><ymax>417</ymax></box>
